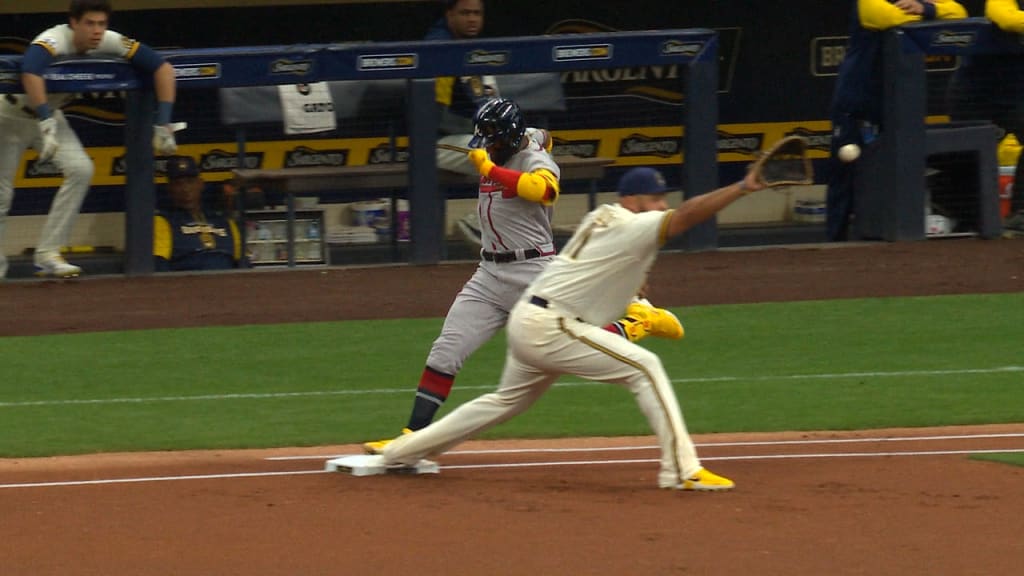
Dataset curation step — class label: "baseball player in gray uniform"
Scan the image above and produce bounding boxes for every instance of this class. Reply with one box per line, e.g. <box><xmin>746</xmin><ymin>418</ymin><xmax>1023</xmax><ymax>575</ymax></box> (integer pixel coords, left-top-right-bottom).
<box><xmin>376</xmin><ymin>165</ymin><xmax>768</xmax><ymax>491</ymax></box>
<box><xmin>0</xmin><ymin>0</ymin><xmax>179</xmax><ymax>279</ymax></box>
<box><xmin>364</xmin><ymin>99</ymin><xmax>683</xmax><ymax>454</ymax></box>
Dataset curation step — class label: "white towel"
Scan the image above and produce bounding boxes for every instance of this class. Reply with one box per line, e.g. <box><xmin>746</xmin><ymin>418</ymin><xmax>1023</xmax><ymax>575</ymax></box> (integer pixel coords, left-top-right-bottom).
<box><xmin>278</xmin><ymin>82</ymin><xmax>336</xmax><ymax>135</ymax></box>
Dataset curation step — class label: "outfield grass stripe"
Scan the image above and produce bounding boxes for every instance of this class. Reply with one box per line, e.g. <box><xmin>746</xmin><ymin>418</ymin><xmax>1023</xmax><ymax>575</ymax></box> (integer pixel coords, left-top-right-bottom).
<box><xmin>1</xmin><ymin>365</ymin><xmax>1021</xmax><ymax>408</ymax></box>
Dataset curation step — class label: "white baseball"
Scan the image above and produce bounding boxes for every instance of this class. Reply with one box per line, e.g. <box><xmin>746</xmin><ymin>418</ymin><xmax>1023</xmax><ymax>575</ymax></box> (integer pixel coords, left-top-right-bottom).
<box><xmin>838</xmin><ymin>143</ymin><xmax>861</xmax><ymax>163</ymax></box>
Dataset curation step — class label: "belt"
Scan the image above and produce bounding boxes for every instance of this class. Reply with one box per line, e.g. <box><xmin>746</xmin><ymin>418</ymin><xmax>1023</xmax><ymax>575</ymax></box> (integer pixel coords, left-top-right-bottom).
<box><xmin>4</xmin><ymin>94</ymin><xmax>36</xmax><ymax>118</ymax></box>
<box><xmin>529</xmin><ymin>295</ymin><xmax>584</xmax><ymax>322</ymax></box>
<box><xmin>482</xmin><ymin>248</ymin><xmax>542</xmax><ymax>263</ymax></box>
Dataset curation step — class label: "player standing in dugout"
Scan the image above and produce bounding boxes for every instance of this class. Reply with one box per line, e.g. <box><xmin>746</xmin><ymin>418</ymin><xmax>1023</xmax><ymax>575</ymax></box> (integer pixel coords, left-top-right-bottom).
<box><xmin>0</xmin><ymin>0</ymin><xmax>180</xmax><ymax>279</ymax></box>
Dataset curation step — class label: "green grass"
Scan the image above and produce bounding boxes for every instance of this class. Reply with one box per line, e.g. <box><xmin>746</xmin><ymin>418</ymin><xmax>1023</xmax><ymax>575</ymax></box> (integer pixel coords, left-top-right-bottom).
<box><xmin>1</xmin><ymin>292</ymin><xmax>1022</xmax><ymax>457</ymax></box>
<box><xmin>970</xmin><ymin>453</ymin><xmax>1024</xmax><ymax>467</ymax></box>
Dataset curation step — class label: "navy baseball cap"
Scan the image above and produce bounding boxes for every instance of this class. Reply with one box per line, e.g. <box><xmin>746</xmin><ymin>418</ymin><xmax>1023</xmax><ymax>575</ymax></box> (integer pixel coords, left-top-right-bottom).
<box><xmin>617</xmin><ymin>167</ymin><xmax>667</xmax><ymax>196</ymax></box>
<box><xmin>166</xmin><ymin>156</ymin><xmax>200</xmax><ymax>180</ymax></box>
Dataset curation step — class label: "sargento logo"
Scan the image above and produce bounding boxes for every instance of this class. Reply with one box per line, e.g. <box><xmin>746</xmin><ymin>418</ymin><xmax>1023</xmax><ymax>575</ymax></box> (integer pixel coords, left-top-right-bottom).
<box><xmin>553</xmin><ymin>44</ymin><xmax>612</xmax><ymax>62</ymax></box>
<box><xmin>271</xmin><ymin>59</ymin><xmax>312</xmax><ymax>75</ymax></box>
<box><xmin>716</xmin><ymin>130</ymin><xmax>764</xmax><ymax>155</ymax></box>
<box><xmin>368</xmin><ymin>144</ymin><xmax>410</xmax><ymax>164</ymax></box>
<box><xmin>285</xmin><ymin>146</ymin><xmax>347</xmax><ymax>167</ymax></box>
<box><xmin>661</xmin><ymin>40</ymin><xmax>702</xmax><ymax>58</ymax></box>
<box><xmin>173</xmin><ymin>63</ymin><xmax>221</xmax><ymax>80</ymax></box>
<box><xmin>787</xmin><ymin>128</ymin><xmax>832</xmax><ymax>152</ymax></box>
<box><xmin>551</xmin><ymin>138</ymin><xmax>600</xmax><ymax>158</ymax></box>
<box><xmin>358</xmin><ymin>53</ymin><xmax>418</xmax><ymax>71</ymax></box>
<box><xmin>465</xmin><ymin>50</ymin><xmax>509</xmax><ymax>66</ymax></box>
<box><xmin>618</xmin><ymin>134</ymin><xmax>679</xmax><ymax>158</ymax></box>
<box><xmin>932</xmin><ymin>30</ymin><xmax>975</xmax><ymax>48</ymax></box>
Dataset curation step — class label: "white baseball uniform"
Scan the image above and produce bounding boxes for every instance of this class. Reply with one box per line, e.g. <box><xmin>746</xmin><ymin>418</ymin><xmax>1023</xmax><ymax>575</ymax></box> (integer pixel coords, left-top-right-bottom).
<box><xmin>384</xmin><ymin>202</ymin><xmax>708</xmax><ymax>488</ymax></box>
<box><xmin>0</xmin><ymin>24</ymin><xmax>139</xmax><ymax>277</ymax></box>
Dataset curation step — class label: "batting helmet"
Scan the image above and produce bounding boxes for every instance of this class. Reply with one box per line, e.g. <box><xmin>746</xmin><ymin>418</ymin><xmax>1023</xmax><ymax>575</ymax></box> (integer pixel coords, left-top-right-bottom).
<box><xmin>468</xmin><ymin>98</ymin><xmax>526</xmax><ymax>158</ymax></box>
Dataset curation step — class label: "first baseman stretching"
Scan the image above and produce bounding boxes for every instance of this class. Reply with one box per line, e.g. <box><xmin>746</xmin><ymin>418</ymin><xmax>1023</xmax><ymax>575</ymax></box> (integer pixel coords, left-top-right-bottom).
<box><xmin>379</xmin><ymin>166</ymin><xmax>768</xmax><ymax>491</ymax></box>
<box><xmin>0</xmin><ymin>0</ymin><xmax>179</xmax><ymax>279</ymax></box>
<box><xmin>364</xmin><ymin>99</ymin><xmax>683</xmax><ymax>454</ymax></box>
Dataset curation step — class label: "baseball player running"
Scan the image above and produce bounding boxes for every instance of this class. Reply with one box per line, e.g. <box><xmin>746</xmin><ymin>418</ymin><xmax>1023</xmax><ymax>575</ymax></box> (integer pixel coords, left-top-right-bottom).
<box><xmin>0</xmin><ymin>0</ymin><xmax>180</xmax><ymax>279</ymax></box>
<box><xmin>363</xmin><ymin>99</ymin><xmax>683</xmax><ymax>454</ymax></box>
<box><xmin>376</xmin><ymin>166</ymin><xmax>769</xmax><ymax>491</ymax></box>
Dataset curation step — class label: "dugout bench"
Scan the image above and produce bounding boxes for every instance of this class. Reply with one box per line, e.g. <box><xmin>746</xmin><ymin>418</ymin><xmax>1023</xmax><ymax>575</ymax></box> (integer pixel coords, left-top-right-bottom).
<box><xmin>232</xmin><ymin>155</ymin><xmax>615</xmax><ymax>267</ymax></box>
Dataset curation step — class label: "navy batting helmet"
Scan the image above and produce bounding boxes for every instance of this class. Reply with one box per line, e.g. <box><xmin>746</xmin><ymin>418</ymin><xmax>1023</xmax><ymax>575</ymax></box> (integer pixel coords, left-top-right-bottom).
<box><xmin>468</xmin><ymin>98</ymin><xmax>526</xmax><ymax>153</ymax></box>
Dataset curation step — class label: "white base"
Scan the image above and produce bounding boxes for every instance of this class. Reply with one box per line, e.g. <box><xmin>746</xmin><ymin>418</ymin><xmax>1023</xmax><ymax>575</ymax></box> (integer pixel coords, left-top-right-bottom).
<box><xmin>324</xmin><ymin>454</ymin><xmax>439</xmax><ymax>476</ymax></box>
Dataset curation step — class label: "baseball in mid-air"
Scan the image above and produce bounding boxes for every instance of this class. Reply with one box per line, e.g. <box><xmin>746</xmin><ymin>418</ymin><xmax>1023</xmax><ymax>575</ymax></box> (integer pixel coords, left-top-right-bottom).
<box><xmin>838</xmin><ymin>143</ymin><xmax>861</xmax><ymax>163</ymax></box>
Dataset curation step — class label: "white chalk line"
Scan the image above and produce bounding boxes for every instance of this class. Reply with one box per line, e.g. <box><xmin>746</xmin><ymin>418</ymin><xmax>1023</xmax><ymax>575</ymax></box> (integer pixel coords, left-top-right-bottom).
<box><xmin>1</xmin><ymin>431</ymin><xmax>1020</xmax><ymax>490</ymax></box>
<box><xmin>2</xmin><ymin>366</ymin><xmax>1022</xmax><ymax>408</ymax></box>
<box><xmin>266</xmin><ymin>432</ymin><xmax>1024</xmax><ymax>460</ymax></box>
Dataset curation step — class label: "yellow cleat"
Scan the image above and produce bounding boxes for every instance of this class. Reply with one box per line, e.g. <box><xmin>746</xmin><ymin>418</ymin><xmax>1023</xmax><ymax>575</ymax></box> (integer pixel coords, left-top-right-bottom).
<box><xmin>665</xmin><ymin>468</ymin><xmax>735</xmax><ymax>491</ymax></box>
<box><xmin>622</xmin><ymin>300</ymin><xmax>684</xmax><ymax>341</ymax></box>
<box><xmin>362</xmin><ymin>428</ymin><xmax>413</xmax><ymax>455</ymax></box>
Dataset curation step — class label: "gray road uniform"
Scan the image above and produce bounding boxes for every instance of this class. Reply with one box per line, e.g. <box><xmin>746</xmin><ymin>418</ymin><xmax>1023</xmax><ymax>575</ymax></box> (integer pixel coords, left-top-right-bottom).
<box><xmin>426</xmin><ymin>137</ymin><xmax>560</xmax><ymax>378</ymax></box>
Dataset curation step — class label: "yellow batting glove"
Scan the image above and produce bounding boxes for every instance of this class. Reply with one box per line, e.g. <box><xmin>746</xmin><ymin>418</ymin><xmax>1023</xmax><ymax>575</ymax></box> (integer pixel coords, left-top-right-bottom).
<box><xmin>468</xmin><ymin>148</ymin><xmax>496</xmax><ymax>177</ymax></box>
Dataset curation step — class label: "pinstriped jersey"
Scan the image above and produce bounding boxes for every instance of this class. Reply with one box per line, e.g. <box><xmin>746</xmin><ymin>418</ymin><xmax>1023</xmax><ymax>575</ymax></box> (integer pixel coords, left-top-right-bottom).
<box><xmin>528</xmin><ymin>203</ymin><xmax>673</xmax><ymax>326</ymax></box>
<box><xmin>476</xmin><ymin>139</ymin><xmax>561</xmax><ymax>254</ymax></box>
<box><xmin>1</xmin><ymin>25</ymin><xmax>140</xmax><ymax>114</ymax></box>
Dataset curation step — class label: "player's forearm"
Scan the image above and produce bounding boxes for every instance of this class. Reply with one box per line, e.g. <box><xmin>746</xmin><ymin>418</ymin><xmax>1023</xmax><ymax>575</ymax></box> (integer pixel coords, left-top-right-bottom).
<box><xmin>987</xmin><ymin>0</ymin><xmax>1024</xmax><ymax>33</ymax></box>
<box><xmin>859</xmin><ymin>0</ymin><xmax>923</xmax><ymax>29</ymax></box>
<box><xmin>153</xmin><ymin>62</ymin><xmax>176</xmax><ymax>109</ymax></box>
<box><xmin>665</xmin><ymin>180</ymin><xmax>749</xmax><ymax>238</ymax></box>
<box><xmin>488</xmin><ymin>165</ymin><xmax>559</xmax><ymax>204</ymax></box>
<box><xmin>20</xmin><ymin>73</ymin><xmax>49</xmax><ymax>113</ymax></box>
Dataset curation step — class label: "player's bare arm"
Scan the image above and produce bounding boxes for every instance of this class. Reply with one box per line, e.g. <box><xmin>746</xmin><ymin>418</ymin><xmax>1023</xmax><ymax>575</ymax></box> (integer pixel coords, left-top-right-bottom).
<box><xmin>665</xmin><ymin>171</ymin><xmax>762</xmax><ymax>238</ymax></box>
<box><xmin>153</xmin><ymin>61</ymin><xmax>176</xmax><ymax>115</ymax></box>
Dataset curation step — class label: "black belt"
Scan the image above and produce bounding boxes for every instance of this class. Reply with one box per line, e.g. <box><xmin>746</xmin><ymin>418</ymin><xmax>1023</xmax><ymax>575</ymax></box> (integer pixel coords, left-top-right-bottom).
<box><xmin>482</xmin><ymin>248</ymin><xmax>542</xmax><ymax>263</ymax></box>
<box><xmin>4</xmin><ymin>94</ymin><xmax>37</xmax><ymax>117</ymax></box>
<box><xmin>529</xmin><ymin>295</ymin><xmax>584</xmax><ymax>321</ymax></box>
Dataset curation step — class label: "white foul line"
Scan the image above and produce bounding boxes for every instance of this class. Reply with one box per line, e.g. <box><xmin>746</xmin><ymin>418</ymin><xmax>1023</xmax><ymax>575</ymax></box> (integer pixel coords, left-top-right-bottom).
<box><xmin>1</xmin><ymin>432</ymin><xmax>1021</xmax><ymax>490</ymax></box>
<box><xmin>265</xmin><ymin>432</ymin><xmax>1024</xmax><ymax>460</ymax></box>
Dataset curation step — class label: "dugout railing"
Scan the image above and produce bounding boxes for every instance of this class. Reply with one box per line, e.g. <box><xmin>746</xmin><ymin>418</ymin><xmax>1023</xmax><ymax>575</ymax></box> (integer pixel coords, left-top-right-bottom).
<box><xmin>0</xmin><ymin>30</ymin><xmax>719</xmax><ymax>276</ymax></box>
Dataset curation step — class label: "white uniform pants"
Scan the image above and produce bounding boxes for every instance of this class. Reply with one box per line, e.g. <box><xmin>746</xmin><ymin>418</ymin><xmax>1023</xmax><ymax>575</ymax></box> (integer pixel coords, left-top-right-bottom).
<box><xmin>384</xmin><ymin>297</ymin><xmax>704</xmax><ymax>487</ymax></box>
<box><xmin>0</xmin><ymin>110</ymin><xmax>94</xmax><ymax>277</ymax></box>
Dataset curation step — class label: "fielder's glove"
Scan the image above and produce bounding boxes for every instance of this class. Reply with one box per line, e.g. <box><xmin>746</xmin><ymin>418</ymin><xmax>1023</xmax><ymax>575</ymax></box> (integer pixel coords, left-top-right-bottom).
<box><xmin>37</xmin><ymin>117</ymin><xmax>58</xmax><ymax>163</ymax></box>
<box><xmin>468</xmin><ymin>148</ymin><xmax>495</xmax><ymax>177</ymax></box>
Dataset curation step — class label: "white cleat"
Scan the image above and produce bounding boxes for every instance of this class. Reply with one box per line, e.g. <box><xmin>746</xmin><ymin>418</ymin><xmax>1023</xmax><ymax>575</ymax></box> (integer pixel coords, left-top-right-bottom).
<box><xmin>34</xmin><ymin>255</ymin><xmax>82</xmax><ymax>278</ymax></box>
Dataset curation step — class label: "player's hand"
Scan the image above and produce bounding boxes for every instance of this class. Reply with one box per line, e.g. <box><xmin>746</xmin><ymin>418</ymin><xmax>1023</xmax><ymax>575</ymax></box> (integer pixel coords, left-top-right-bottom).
<box><xmin>739</xmin><ymin>166</ymin><xmax>765</xmax><ymax>195</ymax></box>
<box><xmin>468</xmin><ymin>148</ymin><xmax>495</xmax><ymax>177</ymax></box>
<box><xmin>37</xmin><ymin>117</ymin><xmax>58</xmax><ymax>163</ymax></box>
<box><xmin>153</xmin><ymin>122</ymin><xmax>187</xmax><ymax>155</ymax></box>
<box><xmin>894</xmin><ymin>0</ymin><xmax>925</xmax><ymax>15</ymax></box>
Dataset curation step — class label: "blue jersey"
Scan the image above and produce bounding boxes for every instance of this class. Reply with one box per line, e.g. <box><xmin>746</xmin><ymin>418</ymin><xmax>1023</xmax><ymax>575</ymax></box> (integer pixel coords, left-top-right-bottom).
<box><xmin>154</xmin><ymin>208</ymin><xmax>241</xmax><ymax>271</ymax></box>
